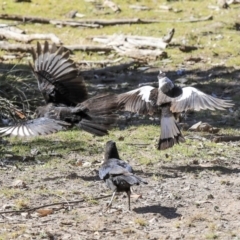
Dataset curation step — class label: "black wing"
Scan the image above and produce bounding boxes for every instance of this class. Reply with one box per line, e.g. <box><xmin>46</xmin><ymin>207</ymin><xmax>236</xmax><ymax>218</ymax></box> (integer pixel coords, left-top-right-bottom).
<box><xmin>30</xmin><ymin>41</ymin><xmax>88</xmax><ymax>105</ymax></box>
<box><xmin>99</xmin><ymin>158</ymin><xmax>133</xmax><ymax>180</ymax></box>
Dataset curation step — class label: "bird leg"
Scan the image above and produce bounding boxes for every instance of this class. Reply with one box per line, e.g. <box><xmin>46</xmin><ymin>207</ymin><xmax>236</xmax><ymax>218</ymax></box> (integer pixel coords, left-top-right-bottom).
<box><xmin>127</xmin><ymin>190</ymin><xmax>131</xmax><ymax>211</ymax></box>
<box><xmin>106</xmin><ymin>190</ymin><xmax>116</xmax><ymax>211</ymax></box>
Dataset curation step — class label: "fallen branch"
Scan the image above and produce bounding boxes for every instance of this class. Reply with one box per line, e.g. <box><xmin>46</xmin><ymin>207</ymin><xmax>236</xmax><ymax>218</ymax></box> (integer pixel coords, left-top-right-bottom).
<box><xmin>114</xmin><ymin>45</ymin><xmax>166</xmax><ymax>60</ymax></box>
<box><xmin>0</xmin><ymin>42</ymin><xmax>112</xmax><ymax>53</ymax></box>
<box><xmin>0</xmin><ymin>29</ymin><xmax>61</xmax><ymax>44</ymax></box>
<box><xmin>212</xmin><ymin>136</ymin><xmax>240</xmax><ymax>143</ymax></box>
<box><xmin>0</xmin><ymin>195</ymin><xmax>111</xmax><ymax>214</ymax></box>
<box><xmin>50</xmin><ymin>20</ymin><xmax>101</xmax><ymax>28</ymax></box>
<box><xmin>158</xmin><ymin>15</ymin><xmax>213</xmax><ymax>23</ymax></box>
<box><xmin>0</xmin><ymin>41</ymin><xmax>33</xmax><ymax>52</ymax></box>
<box><xmin>0</xmin><ymin>14</ymin><xmax>162</xmax><ymax>27</ymax></box>
<box><xmin>0</xmin><ymin>13</ymin><xmax>212</xmax><ymax>28</ymax></box>
<box><xmin>129</xmin><ymin>5</ymin><xmax>151</xmax><ymax>10</ymax></box>
<box><xmin>65</xmin><ymin>44</ymin><xmax>112</xmax><ymax>52</ymax></box>
<box><xmin>48</xmin><ymin>18</ymin><xmax>161</xmax><ymax>26</ymax></box>
<box><xmin>0</xmin><ymin>24</ymin><xmax>25</xmax><ymax>34</ymax></box>
<box><xmin>78</xmin><ymin>57</ymin><xmax>123</xmax><ymax>66</ymax></box>
<box><xmin>0</xmin><ymin>14</ymin><xmax>50</xmax><ymax>24</ymax></box>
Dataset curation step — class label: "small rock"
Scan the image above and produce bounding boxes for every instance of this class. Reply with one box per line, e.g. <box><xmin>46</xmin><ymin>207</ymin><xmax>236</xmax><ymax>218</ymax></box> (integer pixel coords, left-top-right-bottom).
<box><xmin>12</xmin><ymin>179</ymin><xmax>27</xmax><ymax>188</ymax></box>
<box><xmin>83</xmin><ymin>162</ymin><xmax>92</xmax><ymax>167</ymax></box>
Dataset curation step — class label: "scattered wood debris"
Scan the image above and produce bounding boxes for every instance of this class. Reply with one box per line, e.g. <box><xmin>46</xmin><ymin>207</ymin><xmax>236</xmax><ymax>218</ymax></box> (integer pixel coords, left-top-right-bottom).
<box><xmin>0</xmin><ymin>28</ymin><xmax>61</xmax><ymax>44</ymax></box>
<box><xmin>89</xmin><ymin>29</ymin><xmax>174</xmax><ymax>60</ymax></box>
<box><xmin>189</xmin><ymin>121</ymin><xmax>220</xmax><ymax>134</ymax></box>
<box><xmin>129</xmin><ymin>5</ymin><xmax>151</xmax><ymax>11</ymax></box>
<box><xmin>159</xmin><ymin>5</ymin><xmax>173</xmax><ymax>11</ymax></box>
<box><xmin>0</xmin><ymin>24</ymin><xmax>25</xmax><ymax>34</ymax></box>
<box><xmin>103</xmin><ymin>0</ymin><xmax>121</xmax><ymax>12</ymax></box>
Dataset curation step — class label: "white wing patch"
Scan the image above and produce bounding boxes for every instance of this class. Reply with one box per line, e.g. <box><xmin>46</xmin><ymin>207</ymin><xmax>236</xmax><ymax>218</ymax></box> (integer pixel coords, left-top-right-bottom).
<box><xmin>134</xmin><ymin>86</ymin><xmax>154</xmax><ymax>102</ymax></box>
<box><xmin>175</xmin><ymin>87</ymin><xmax>205</xmax><ymax>102</ymax></box>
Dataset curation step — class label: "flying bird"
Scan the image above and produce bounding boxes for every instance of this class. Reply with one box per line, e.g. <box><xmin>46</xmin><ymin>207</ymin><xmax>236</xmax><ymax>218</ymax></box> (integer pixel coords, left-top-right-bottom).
<box><xmin>99</xmin><ymin>140</ymin><xmax>147</xmax><ymax>210</ymax></box>
<box><xmin>0</xmin><ymin>94</ymin><xmax>119</xmax><ymax>137</ymax></box>
<box><xmin>0</xmin><ymin>42</ymin><xmax>120</xmax><ymax>137</ymax></box>
<box><xmin>118</xmin><ymin>71</ymin><xmax>234</xmax><ymax>150</ymax></box>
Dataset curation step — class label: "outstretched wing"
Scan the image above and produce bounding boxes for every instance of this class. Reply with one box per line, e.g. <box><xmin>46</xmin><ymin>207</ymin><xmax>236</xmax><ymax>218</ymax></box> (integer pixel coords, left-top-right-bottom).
<box><xmin>118</xmin><ymin>86</ymin><xmax>157</xmax><ymax>115</ymax></box>
<box><xmin>118</xmin><ymin>84</ymin><xmax>183</xmax><ymax>115</ymax></box>
<box><xmin>30</xmin><ymin>41</ymin><xmax>88</xmax><ymax>105</ymax></box>
<box><xmin>170</xmin><ymin>87</ymin><xmax>234</xmax><ymax>113</ymax></box>
<box><xmin>0</xmin><ymin>118</ymin><xmax>70</xmax><ymax>137</ymax></box>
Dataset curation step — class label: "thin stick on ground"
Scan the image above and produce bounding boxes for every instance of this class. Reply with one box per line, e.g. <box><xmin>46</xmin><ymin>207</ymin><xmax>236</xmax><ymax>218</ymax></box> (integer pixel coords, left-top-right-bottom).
<box><xmin>0</xmin><ymin>195</ymin><xmax>112</xmax><ymax>215</ymax></box>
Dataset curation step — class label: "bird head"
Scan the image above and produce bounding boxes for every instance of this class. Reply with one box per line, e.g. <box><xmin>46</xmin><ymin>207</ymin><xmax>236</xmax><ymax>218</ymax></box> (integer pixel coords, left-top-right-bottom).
<box><xmin>104</xmin><ymin>140</ymin><xmax>120</xmax><ymax>161</ymax></box>
<box><xmin>157</xmin><ymin>70</ymin><xmax>174</xmax><ymax>91</ymax></box>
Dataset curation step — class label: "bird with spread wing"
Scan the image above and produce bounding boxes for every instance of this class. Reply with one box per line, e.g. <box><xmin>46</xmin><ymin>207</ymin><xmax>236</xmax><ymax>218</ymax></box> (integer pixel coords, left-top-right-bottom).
<box><xmin>0</xmin><ymin>41</ymin><xmax>120</xmax><ymax>137</ymax></box>
<box><xmin>118</xmin><ymin>71</ymin><xmax>234</xmax><ymax>150</ymax></box>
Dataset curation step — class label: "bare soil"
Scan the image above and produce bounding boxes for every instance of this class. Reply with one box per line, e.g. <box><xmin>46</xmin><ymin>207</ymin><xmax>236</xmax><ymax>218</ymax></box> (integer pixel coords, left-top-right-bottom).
<box><xmin>1</xmin><ymin>147</ymin><xmax>240</xmax><ymax>240</ymax></box>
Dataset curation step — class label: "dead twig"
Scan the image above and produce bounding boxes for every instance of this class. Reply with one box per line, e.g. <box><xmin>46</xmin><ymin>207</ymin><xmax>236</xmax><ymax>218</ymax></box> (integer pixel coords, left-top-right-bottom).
<box><xmin>0</xmin><ymin>195</ymin><xmax>112</xmax><ymax>214</ymax></box>
<box><xmin>0</xmin><ymin>14</ymin><xmax>50</xmax><ymax>24</ymax></box>
<box><xmin>163</xmin><ymin>15</ymin><xmax>213</xmax><ymax>23</ymax></box>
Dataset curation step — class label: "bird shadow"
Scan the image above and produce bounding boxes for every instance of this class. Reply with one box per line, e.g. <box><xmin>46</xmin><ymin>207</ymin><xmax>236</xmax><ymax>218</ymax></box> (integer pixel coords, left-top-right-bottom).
<box><xmin>133</xmin><ymin>204</ymin><xmax>181</xmax><ymax>219</ymax></box>
<box><xmin>42</xmin><ymin>172</ymin><xmax>100</xmax><ymax>182</ymax></box>
<box><xmin>162</xmin><ymin>164</ymin><xmax>240</xmax><ymax>175</ymax></box>
<box><xmin>134</xmin><ymin>170</ymin><xmax>180</xmax><ymax>179</ymax></box>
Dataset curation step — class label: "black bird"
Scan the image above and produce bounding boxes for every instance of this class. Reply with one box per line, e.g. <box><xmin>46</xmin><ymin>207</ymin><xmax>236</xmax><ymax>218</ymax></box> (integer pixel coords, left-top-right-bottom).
<box><xmin>0</xmin><ymin>42</ymin><xmax>120</xmax><ymax>137</ymax></box>
<box><xmin>0</xmin><ymin>94</ymin><xmax>119</xmax><ymax>137</ymax></box>
<box><xmin>99</xmin><ymin>141</ymin><xmax>147</xmax><ymax>210</ymax></box>
<box><xmin>118</xmin><ymin>71</ymin><xmax>234</xmax><ymax>150</ymax></box>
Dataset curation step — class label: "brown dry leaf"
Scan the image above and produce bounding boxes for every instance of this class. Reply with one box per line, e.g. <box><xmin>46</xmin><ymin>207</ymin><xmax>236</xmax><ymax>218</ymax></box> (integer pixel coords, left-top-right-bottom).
<box><xmin>75</xmin><ymin>159</ymin><xmax>83</xmax><ymax>166</ymax></box>
<box><xmin>14</xmin><ymin>109</ymin><xmax>26</xmax><ymax>119</ymax></box>
<box><xmin>131</xmin><ymin>194</ymin><xmax>142</xmax><ymax>199</ymax></box>
<box><xmin>36</xmin><ymin>208</ymin><xmax>54</xmax><ymax>217</ymax></box>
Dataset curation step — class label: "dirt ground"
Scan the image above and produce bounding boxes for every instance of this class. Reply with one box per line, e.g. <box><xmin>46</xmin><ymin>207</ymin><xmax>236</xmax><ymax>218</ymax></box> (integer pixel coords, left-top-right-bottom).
<box><xmin>1</xmin><ymin>142</ymin><xmax>240</xmax><ymax>240</ymax></box>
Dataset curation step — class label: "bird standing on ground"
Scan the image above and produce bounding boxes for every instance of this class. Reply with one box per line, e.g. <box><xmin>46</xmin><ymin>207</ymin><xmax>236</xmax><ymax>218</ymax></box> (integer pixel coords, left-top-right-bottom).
<box><xmin>99</xmin><ymin>141</ymin><xmax>147</xmax><ymax>210</ymax></box>
<box><xmin>118</xmin><ymin>71</ymin><xmax>233</xmax><ymax>150</ymax></box>
<box><xmin>0</xmin><ymin>41</ymin><xmax>120</xmax><ymax>137</ymax></box>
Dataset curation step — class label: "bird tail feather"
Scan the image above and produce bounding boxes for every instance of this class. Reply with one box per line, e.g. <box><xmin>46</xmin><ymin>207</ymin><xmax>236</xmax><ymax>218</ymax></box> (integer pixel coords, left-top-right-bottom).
<box><xmin>159</xmin><ymin>114</ymin><xmax>185</xmax><ymax>150</ymax></box>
